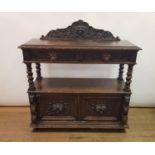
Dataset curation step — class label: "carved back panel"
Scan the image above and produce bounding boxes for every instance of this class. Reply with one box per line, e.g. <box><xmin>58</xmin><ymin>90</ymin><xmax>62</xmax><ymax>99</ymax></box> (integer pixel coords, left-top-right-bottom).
<box><xmin>41</xmin><ymin>20</ymin><xmax>120</xmax><ymax>41</ymax></box>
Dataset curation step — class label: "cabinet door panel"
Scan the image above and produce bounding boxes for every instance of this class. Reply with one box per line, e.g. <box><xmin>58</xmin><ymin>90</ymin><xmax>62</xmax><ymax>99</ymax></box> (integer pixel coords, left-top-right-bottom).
<box><xmin>79</xmin><ymin>94</ymin><xmax>122</xmax><ymax>121</ymax></box>
<box><xmin>37</xmin><ymin>94</ymin><xmax>77</xmax><ymax>121</ymax></box>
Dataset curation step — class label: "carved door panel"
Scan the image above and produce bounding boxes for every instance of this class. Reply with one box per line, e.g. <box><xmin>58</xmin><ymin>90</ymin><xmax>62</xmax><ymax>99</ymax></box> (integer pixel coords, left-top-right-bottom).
<box><xmin>37</xmin><ymin>94</ymin><xmax>78</xmax><ymax>121</ymax></box>
<box><xmin>79</xmin><ymin>94</ymin><xmax>122</xmax><ymax>121</ymax></box>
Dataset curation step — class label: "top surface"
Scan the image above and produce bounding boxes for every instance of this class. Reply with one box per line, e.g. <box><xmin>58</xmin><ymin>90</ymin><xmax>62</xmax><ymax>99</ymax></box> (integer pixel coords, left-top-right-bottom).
<box><xmin>19</xmin><ymin>39</ymin><xmax>141</xmax><ymax>51</ymax></box>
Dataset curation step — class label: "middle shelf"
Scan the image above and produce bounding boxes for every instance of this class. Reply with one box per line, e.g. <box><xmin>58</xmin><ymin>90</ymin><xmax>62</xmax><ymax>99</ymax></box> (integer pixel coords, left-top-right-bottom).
<box><xmin>28</xmin><ymin>78</ymin><xmax>130</xmax><ymax>94</ymax></box>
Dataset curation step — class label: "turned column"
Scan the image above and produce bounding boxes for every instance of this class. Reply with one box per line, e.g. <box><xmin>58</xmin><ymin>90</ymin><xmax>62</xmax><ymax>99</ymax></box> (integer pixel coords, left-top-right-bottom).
<box><xmin>26</xmin><ymin>63</ymin><xmax>35</xmax><ymax>90</ymax></box>
<box><xmin>117</xmin><ymin>64</ymin><xmax>124</xmax><ymax>81</ymax></box>
<box><xmin>124</xmin><ymin>64</ymin><xmax>135</xmax><ymax>92</ymax></box>
<box><xmin>36</xmin><ymin>63</ymin><xmax>42</xmax><ymax>80</ymax></box>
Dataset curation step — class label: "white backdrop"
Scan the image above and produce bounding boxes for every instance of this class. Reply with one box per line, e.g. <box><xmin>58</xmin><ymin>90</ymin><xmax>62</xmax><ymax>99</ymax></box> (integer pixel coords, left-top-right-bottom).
<box><xmin>0</xmin><ymin>12</ymin><xmax>155</xmax><ymax>106</ymax></box>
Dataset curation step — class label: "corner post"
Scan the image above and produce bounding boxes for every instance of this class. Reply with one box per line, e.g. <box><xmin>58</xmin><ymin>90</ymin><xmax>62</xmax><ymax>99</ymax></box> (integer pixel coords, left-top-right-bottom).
<box><xmin>29</xmin><ymin>93</ymin><xmax>39</xmax><ymax>124</ymax></box>
<box><xmin>122</xmin><ymin>94</ymin><xmax>131</xmax><ymax>127</ymax></box>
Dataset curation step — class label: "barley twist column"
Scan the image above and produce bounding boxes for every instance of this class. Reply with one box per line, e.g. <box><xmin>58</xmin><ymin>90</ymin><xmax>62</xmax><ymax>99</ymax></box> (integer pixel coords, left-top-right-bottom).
<box><xmin>117</xmin><ymin>64</ymin><xmax>124</xmax><ymax>81</ymax></box>
<box><xmin>124</xmin><ymin>64</ymin><xmax>135</xmax><ymax>92</ymax></box>
<box><xmin>26</xmin><ymin>63</ymin><xmax>35</xmax><ymax>90</ymax></box>
<box><xmin>36</xmin><ymin>63</ymin><xmax>42</xmax><ymax>80</ymax></box>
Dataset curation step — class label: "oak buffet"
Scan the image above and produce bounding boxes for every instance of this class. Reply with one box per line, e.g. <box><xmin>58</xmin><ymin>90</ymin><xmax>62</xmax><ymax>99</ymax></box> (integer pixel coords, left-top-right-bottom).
<box><xmin>19</xmin><ymin>20</ymin><xmax>141</xmax><ymax>130</ymax></box>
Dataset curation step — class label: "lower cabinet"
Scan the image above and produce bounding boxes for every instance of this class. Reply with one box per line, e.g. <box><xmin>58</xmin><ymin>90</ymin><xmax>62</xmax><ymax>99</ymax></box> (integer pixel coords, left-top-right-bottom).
<box><xmin>29</xmin><ymin>93</ymin><xmax>128</xmax><ymax>129</ymax></box>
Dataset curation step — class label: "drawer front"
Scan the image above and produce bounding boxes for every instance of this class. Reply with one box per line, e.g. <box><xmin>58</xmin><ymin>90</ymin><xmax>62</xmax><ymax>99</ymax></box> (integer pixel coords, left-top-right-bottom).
<box><xmin>23</xmin><ymin>49</ymin><xmax>137</xmax><ymax>63</ymax></box>
<box><xmin>79</xmin><ymin>94</ymin><xmax>123</xmax><ymax>121</ymax></box>
<box><xmin>37</xmin><ymin>94</ymin><xmax>77</xmax><ymax>121</ymax></box>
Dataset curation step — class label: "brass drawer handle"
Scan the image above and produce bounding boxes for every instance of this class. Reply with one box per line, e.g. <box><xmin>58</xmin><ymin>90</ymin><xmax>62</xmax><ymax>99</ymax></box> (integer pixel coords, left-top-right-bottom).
<box><xmin>49</xmin><ymin>52</ymin><xmax>57</xmax><ymax>61</ymax></box>
<box><xmin>102</xmin><ymin>53</ymin><xmax>111</xmax><ymax>61</ymax></box>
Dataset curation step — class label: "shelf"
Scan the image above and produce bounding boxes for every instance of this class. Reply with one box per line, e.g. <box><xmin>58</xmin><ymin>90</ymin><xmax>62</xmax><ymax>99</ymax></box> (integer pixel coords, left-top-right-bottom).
<box><xmin>28</xmin><ymin>78</ymin><xmax>130</xmax><ymax>94</ymax></box>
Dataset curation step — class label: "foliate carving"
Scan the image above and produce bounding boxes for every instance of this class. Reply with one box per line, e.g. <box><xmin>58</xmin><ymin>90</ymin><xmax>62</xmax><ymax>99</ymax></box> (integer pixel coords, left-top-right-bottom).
<box><xmin>94</xmin><ymin>103</ymin><xmax>107</xmax><ymax>114</ymax></box>
<box><xmin>89</xmin><ymin>100</ymin><xmax>111</xmax><ymax>115</ymax></box>
<box><xmin>29</xmin><ymin>93</ymin><xmax>38</xmax><ymax>123</ymax></box>
<box><xmin>122</xmin><ymin>95</ymin><xmax>130</xmax><ymax>125</ymax></box>
<box><xmin>48</xmin><ymin>103</ymin><xmax>64</xmax><ymax>114</ymax></box>
<box><xmin>41</xmin><ymin>20</ymin><xmax>120</xmax><ymax>41</ymax></box>
<box><xmin>46</xmin><ymin>99</ymin><xmax>72</xmax><ymax>116</ymax></box>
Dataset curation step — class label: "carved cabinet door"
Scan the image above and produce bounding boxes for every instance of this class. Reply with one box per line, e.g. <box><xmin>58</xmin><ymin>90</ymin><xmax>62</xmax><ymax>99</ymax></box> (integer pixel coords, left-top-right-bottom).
<box><xmin>79</xmin><ymin>94</ymin><xmax>123</xmax><ymax>122</ymax></box>
<box><xmin>37</xmin><ymin>94</ymin><xmax>78</xmax><ymax>121</ymax></box>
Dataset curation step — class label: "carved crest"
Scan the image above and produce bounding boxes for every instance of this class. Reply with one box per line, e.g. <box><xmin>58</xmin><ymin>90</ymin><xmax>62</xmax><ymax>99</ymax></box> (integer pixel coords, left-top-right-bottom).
<box><xmin>41</xmin><ymin>20</ymin><xmax>120</xmax><ymax>41</ymax></box>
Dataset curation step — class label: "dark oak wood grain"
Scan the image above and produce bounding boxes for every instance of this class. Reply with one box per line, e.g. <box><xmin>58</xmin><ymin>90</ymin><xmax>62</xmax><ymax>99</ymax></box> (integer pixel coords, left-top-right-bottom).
<box><xmin>19</xmin><ymin>20</ymin><xmax>141</xmax><ymax>130</ymax></box>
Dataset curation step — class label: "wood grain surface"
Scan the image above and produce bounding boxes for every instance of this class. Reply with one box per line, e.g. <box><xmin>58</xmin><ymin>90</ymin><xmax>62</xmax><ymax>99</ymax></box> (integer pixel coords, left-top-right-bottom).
<box><xmin>19</xmin><ymin>39</ymin><xmax>141</xmax><ymax>50</ymax></box>
<box><xmin>30</xmin><ymin>78</ymin><xmax>128</xmax><ymax>94</ymax></box>
<box><xmin>0</xmin><ymin>107</ymin><xmax>155</xmax><ymax>142</ymax></box>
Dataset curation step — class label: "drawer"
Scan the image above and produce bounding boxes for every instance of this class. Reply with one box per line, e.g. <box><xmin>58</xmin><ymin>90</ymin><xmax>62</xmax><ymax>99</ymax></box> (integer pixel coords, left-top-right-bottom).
<box><xmin>37</xmin><ymin>94</ymin><xmax>77</xmax><ymax>121</ymax></box>
<box><xmin>23</xmin><ymin>50</ymin><xmax>78</xmax><ymax>62</ymax></box>
<box><xmin>23</xmin><ymin>49</ymin><xmax>137</xmax><ymax>63</ymax></box>
<box><xmin>79</xmin><ymin>94</ymin><xmax>123</xmax><ymax>121</ymax></box>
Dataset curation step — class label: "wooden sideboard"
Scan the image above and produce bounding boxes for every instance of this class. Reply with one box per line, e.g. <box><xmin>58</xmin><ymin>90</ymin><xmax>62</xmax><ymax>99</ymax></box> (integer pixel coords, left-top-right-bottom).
<box><xmin>19</xmin><ymin>20</ymin><xmax>141</xmax><ymax>130</ymax></box>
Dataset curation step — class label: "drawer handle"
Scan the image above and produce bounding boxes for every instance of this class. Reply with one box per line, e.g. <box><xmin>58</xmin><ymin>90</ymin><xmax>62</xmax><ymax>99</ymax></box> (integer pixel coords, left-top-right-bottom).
<box><xmin>95</xmin><ymin>104</ymin><xmax>107</xmax><ymax>114</ymax></box>
<box><xmin>49</xmin><ymin>53</ymin><xmax>57</xmax><ymax>61</ymax></box>
<box><xmin>102</xmin><ymin>53</ymin><xmax>111</xmax><ymax>61</ymax></box>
